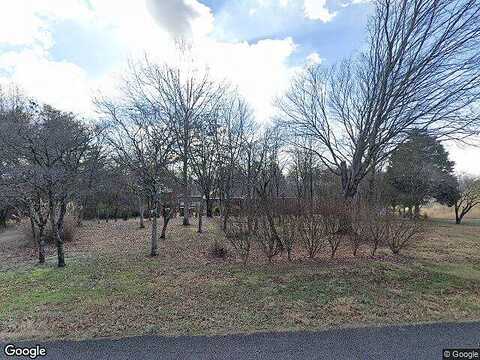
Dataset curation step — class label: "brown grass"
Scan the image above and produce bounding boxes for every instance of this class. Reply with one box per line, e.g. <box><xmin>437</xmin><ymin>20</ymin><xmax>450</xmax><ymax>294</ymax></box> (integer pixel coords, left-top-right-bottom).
<box><xmin>1</xmin><ymin>215</ymin><xmax>479</xmax><ymax>341</ymax></box>
<box><xmin>423</xmin><ymin>203</ymin><xmax>480</xmax><ymax>220</ymax></box>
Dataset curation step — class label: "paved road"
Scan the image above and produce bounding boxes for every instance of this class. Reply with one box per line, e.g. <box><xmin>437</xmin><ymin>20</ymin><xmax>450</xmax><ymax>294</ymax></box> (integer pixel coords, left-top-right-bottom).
<box><xmin>1</xmin><ymin>322</ymin><xmax>479</xmax><ymax>360</ymax></box>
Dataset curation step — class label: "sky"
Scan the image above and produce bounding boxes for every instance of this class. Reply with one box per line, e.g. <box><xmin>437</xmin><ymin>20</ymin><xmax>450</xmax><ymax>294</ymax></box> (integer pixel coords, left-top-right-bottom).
<box><xmin>0</xmin><ymin>0</ymin><xmax>478</xmax><ymax>175</ymax></box>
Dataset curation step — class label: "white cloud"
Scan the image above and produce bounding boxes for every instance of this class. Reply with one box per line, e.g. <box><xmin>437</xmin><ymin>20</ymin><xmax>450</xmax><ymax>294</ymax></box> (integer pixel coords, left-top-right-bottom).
<box><xmin>145</xmin><ymin>0</ymin><xmax>214</xmax><ymax>39</ymax></box>
<box><xmin>307</xmin><ymin>52</ymin><xmax>323</xmax><ymax>64</ymax></box>
<box><xmin>0</xmin><ymin>48</ymin><xmax>95</xmax><ymax>114</ymax></box>
<box><xmin>0</xmin><ymin>0</ymin><xmax>92</xmax><ymax>48</ymax></box>
<box><xmin>304</xmin><ymin>0</ymin><xmax>337</xmax><ymax>22</ymax></box>
<box><xmin>193</xmin><ymin>37</ymin><xmax>297</xmax><ymax>122</ymax></box>
<box><xmin>0</xmin><ymin>0</ymin><xmax>298</xmax><ymax>123</ymax></box>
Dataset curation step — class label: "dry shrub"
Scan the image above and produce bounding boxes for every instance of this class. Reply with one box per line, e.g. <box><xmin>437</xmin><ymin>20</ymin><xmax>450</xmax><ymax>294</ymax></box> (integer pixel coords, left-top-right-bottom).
<box><xmin>278</xmin><ymin>214</ymin><xmax>298</xmax><ymax>261</ymax></box>
<box><xmin>385</xmin><ymin>218</ymin><xmax>424</xmax><ymax>255</ymax></box>
<box><xmin>43</xmin><ymin>216</ymin><xmax>78</xmax><ymax>243</ymax></box>
<box><xmin>255</xmin><ymin>216</ymin><xmax>283</xmax><ymax>263</ymax></box>
<box><xmin>61</xmin><ymin>216</ymin><xmax>78</xmax><ymax>242</ymax></box>
<box><xmin>361</xmin><ymin>207</ymin><xmax>425</xmax><ymax>256</ymax></box>
<box><xmin>224</xmin><ymin>218</ymin><xmax>252</xmax><ymax>264</ymax></box>
<box><xmin>298</xmin><ymin>212</ymin><xmax>326</xmax><ymax>259</ymax></box>
<box><xmin>316</xmin><ymin>201</ymin><xmax>350</xmax><ymax>258</ymax></box>
<box><xmin>208</xmin><ymin>241</ymin><xmax>230</xmax><ymax>260</ymax></box>
<box><xmin>365</xmin><ymin>211</ymin><xmax>389</xmax><ymax>256</ymax></box>
<box><xmin>350</xmin><ymin>203</ymin><xmax>373</xmax><ymax>256</ymax></box>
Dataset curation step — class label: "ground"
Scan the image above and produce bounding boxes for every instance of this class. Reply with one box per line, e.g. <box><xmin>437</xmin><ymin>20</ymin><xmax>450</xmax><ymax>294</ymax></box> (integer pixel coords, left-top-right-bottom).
<box><xmin>1</xmin><ymin>212</ymin><xmax>479</xmax><ymax>341</ymax></box>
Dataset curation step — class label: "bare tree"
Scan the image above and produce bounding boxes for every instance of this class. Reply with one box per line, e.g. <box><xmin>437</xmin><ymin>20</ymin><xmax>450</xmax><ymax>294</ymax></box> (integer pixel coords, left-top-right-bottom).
<box><xmin>95</xmin><ymin>79</ymin><xmax>176</xmax><ymax>256</ymax></box>
<box><xmin>216</xmin><ymin>93</ymin><xmax>254</xmax><ymax>230</ymax></box>
<box><xmin>138</xmin><ymin>59</ymin><xmax>227</xmax><ymax>226</ymax></box>
<box><xmin>1</xmin><ymin>103</ymin><xmax>93</xmax><ymax>267</ymax></box>
<box><xmin>277</xmin><ymin>0</ymin><xmax>480</xmax><ymax>203</ymax></box>
<box><xmin>454</xmin><ymin>176</ymin><xmax>480</xmax><ymax>224</ymax></box>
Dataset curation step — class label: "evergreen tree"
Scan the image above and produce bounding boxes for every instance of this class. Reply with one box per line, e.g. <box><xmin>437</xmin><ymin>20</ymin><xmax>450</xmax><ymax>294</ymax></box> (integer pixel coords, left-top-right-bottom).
<box><xmin>385</xmin><ymin>130</ymin><xmax>457</xmax><ymax>217</ymax></box>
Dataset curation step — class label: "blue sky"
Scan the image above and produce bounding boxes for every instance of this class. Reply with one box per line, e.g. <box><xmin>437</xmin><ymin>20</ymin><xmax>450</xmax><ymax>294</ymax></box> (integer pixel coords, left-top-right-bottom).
<box><xmin>0</xmin><ymin>0</ymin><xmax>478</xmax><ymax>175</ymax></box>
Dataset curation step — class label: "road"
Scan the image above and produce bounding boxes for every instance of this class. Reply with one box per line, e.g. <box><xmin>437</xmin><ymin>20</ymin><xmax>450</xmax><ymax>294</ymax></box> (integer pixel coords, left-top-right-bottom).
<box><xmin>1</xmin><ymin>322</ymin><xmax>479</xmax><ymax>359</ymax></box>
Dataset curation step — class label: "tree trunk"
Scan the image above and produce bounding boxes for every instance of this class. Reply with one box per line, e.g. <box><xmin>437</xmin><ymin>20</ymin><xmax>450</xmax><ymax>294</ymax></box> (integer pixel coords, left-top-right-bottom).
<box><xmin>49</xmin><ymin>198</ymin><xmax>65</xmax><ymax>268</ymax></box>
<box><xmin>0</xmin><ymin>209</ymin><xmax>7</xmax><ymax>228</ymax></box>
<box><xmin>206</xmin><ymin>194</ymin><xmax>213</xmax><ymax>218</ymax></box>
<box><xmin>76</xmin><ymin>204</ymin><xmax>84</xmax><ymax>227</ymax></box>
<box><xmin>151</xmin><ymin>201</ymin><xmax>159</xmax><ymax>256</ymax></box>
<box><xmin>139</xmin><ymin>198</ymin><xmax>145</xmax><ymax>229</ymax></box>
<box><xmin>56</xmin><ymin>201</ymin><xmax>67</xmax><ymax>268</ymax></box>
<box><xmin>160</xmin><ymin>209</ymin><xmax>171</xmax><ymax>239</ymax></box>
<box><xmin>414</xmin><ymin>204</ymin><xmax>420</xmax><ymax>219</ymax></box>
<box><xmin>372</xmin><ymin>242</ymin><xmax>378</xmax><ymax>256</ymax></box>
<box><xmin>455</xmin><ymin>203</ymin><xmax>461</xmax><ymax>224</ymax></box>
<box><xmin>182</xmin><ymin>156</ymin><xmax>190</xmax><ymax>226</ymax></box>
<box><xmin>38</xmin><ymin>226</ymin><xmax>45</xmax><ymax>264</ymax></box>
<box><xmin>197</xmin><ymin>200</ymin><xmax>203</xmax><ymax>233</ymax></box>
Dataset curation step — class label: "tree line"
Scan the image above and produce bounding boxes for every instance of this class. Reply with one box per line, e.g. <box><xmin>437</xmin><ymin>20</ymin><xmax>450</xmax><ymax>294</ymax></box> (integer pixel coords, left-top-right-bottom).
<box><xmin>1</xmin><ymin>0</ymin><xmax>480</xmax><ymax>267</ymax></box>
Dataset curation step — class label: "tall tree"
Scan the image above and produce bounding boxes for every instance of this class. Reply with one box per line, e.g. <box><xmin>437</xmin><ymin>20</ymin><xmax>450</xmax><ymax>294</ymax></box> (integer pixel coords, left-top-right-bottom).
<box><xmin>138</xmin><ymin>59</ymin><xmax>226</xmax><ymax>226</ymax></box>
<box><xmin>1</xmin><ymin>103</ymin><xmax>93</xmax><ymax>267</ymax></box>
<box><xmin>385</xmin><ymin>130</ymin><xmax>457</xmax><ymax>217</ymax></box>
<box><xmin>96</xmin><ymin>86</ymin><xmax>176</xmax><ymax>256</ymax></box>
<box><xmin>277</xmin><ymin>0</ymin><xmax>480</xmax><ymax>202</ymax></box>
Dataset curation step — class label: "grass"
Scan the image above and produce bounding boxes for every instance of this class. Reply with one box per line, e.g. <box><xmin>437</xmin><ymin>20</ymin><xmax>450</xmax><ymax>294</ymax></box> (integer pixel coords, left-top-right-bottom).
<box><xmin>1</xmin><ymin>214</ymin><xmax>480</xmax><ymax>341</ymax></box>
<box><xmin>423</xmin><ymin>202</ymin><xmax>480</xmax><ymax>221</ymax></box>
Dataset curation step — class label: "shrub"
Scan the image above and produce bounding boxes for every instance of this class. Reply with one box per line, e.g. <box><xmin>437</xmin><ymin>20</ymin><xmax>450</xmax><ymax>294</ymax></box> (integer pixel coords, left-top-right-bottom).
<box><xmin>208</xmin><ymin>241</ymin><xmax>230</xmax><ymax>260</ymax></box>
<box><xmin>298</xmin><ymin>212</ymin><xmax>326</xmax><ymax>259</ymax></box>
<box><xmin>255</xmin><ymin>216</ymin><xmax>283</xmax><ymax>263</ymax></box>
<box><xmin>365</xmin><ymin>211</ymin><xmax>389</xmax><ymax>256</ymax></box>
<box><xmin>385</xmin><ymin>218</ymin><xmax>424</xmax><ymax>255</ymax></box>
<box><xmin>278</xmin><ymin>214</ymin><xmax>298</xmax><ymax>261</ymax></box>
<box><xmin>61</xmin><ymin>216</ymin><xmax>78</xmax><ymax>243</ymax></box>
<box><xmin>44</xmin><ymin>216</ymin><xmax>78</xmax><ymax>243</ymax></box>
<box><xmin>224</xmin><ymin>219</ymin><xmax>252</xmax><ymax>264</ymax></box>
<box><xmin>350</xmin><ymin>203</ymin><xmax>370</xmax><ymax>256</ymax></box>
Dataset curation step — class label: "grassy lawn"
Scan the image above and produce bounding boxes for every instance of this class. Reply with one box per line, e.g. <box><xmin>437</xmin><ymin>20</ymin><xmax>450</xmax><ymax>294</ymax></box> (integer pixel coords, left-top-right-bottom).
<box><xmin>1</xmin><ymin>216</ymin><xmax>480</xmax><ymax>341</ymax></box>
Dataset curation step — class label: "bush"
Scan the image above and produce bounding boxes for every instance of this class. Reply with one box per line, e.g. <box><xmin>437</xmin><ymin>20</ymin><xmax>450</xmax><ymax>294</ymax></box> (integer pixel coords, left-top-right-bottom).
<box><xmin>208</xmin><ymin>241</ymin><xmax>230</xmax><ymax>259</ymax></box>
<box><xmin>278</xmin><ymin>214</ymin><xmax>298</xmax><ymax>261</ymax></box>
<box><xmin>349</xmin><ymin>203</ymin><xmax>370</xmax><ymax>256</ymax></box>
<box><xmin>385</xmin><ymin>218</ymin><xmax>424</xmax><ymax>255</ymax></box>
<box><xmin>365</xmin><ymin>211</ymin><xmax>389</xmax><ymax>256</ymax></box>
<box><xmin>61</xmin><ymin>216</ymin><xmax>78</xmax><ymax>243</ymax></box>
<box><xmin>224</xmin><ymin>219</ymin><xmax>252</xmax><ymax>264</ymax></box>
<box><xmin>44</xmin><ymin>216</ymin><xmax>78</xmax><ymax>243</ymax></box>
<box><xmin>298</xmin><ymin>212</ymin><xmax>326</xmax><ymax>259</ymax></box>
<box><xmin>255</xmin><ymin>216</ymin><xmax>283</xmax><ymax>263</ymax></box>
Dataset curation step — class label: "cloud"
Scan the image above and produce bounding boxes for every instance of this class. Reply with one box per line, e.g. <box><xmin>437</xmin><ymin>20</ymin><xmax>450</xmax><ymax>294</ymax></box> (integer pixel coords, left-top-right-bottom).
<box><xmin>0</xmin><ymin>48</ymin><xmax>94</xmax><ymax>114</ymax></box>
<box><xmin>307</xmin><ymin>52</ymin><xmax>323</xmax><ymax>64</ymax></box>
<box><xmin>193</xmin><ymin>37</ymin><xmax>297</xmax><ymax>122</ymax></box>
<box><xmin>0</xmin><ymin>0</ymin><xmax>297</xmax><ymax>123</ymax></box>
<box><xmin>146</xmin><ymin>0</ymin><xmax>214</xmax><ymax>38</ymax></box>
<box><xmin>304</xmin><ymin>0</ymin><xmax>337</xmax><ymax>22</ymax></box>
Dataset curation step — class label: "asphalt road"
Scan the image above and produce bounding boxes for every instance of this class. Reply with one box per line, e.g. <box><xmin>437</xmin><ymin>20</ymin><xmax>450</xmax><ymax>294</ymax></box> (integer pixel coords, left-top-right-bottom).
<box><xmin>1</xmin><ymin>322</ymin><xmax>479</xmax><ymax>360</ymax></box>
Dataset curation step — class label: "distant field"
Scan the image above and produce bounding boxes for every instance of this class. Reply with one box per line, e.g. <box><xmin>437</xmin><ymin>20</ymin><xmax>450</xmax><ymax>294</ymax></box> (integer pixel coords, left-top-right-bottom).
<box><xmin>1</xmin><ymin>217</ymin><xmax>480</xmax><ymax>341</ymax></box>
<box><xmin>423</xmin><ymin>203</ymin><xmax>480</xmax><ymax>221</ymax></box>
